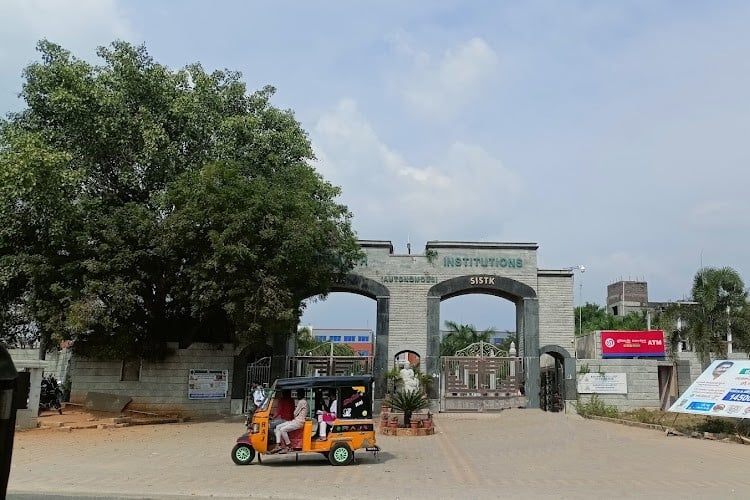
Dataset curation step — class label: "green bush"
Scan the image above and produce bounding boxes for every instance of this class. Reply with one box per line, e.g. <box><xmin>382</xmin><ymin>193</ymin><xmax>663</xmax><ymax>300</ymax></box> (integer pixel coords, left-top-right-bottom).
<box><xmin>736</xmin><ymin>419</ymin><xmax>750</xmax><ymax>438</ymax></box>
<box><xmin>575</xmin><ymin>395</ymin><xmax>620</xmax><ymax>419</ymax></box>
<box><xmin>695</xmin><ymin>417</ymin><xmax>737</xmax><ymax>435</ymax></box>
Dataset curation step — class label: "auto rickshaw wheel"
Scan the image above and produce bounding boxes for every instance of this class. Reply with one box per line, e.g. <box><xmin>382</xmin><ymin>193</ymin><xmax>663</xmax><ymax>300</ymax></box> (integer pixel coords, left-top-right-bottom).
<box><xmin>328</xmin><ymin>442</ymin><xmax>354</xmax><ymax>466</ymax></box>
<box><xmin>232</xmin><ymin>443</ymin><xmax>256</xmax><ymax>465</ymax></box>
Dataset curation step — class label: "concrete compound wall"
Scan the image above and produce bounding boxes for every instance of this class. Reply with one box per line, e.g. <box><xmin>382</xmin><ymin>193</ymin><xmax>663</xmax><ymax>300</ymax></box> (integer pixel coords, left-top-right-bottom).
<box><xmin>575</xmin><ymin>346</ymin><xmax>750</xmax><ymax>412</ymax></box>
<box><xmin>70</xmin><ymin>342</ymin><xmax>236</xmax><ymax>417</ymax></box>
<box><xmin>575</xmin><ymin>358</ymin><xmax>665</xmax><ymax>411</ymax></box>
<box><xmin>8</xmin><ymin>348</ymin><xmax>72</xmax><ymax>382</ymax></box>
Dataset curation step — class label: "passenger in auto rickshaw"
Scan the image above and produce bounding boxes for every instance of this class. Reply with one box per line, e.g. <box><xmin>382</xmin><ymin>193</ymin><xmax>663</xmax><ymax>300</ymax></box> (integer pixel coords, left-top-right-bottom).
<box><xmin>272</xmin><ymin>389</ymin><xmax>307</xmax><ymax>454</ymax></box>
<box><xmin>316</xmin><ymin>389</ymin><xmax>337</xmax><ymax>441</ymax></box>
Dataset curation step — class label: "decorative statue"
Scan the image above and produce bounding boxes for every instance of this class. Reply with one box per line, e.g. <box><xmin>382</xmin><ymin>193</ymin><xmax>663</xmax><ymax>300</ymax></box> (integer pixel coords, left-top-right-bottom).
<box><xmin>399</xmin><ymin>365</ymin><xmax>419</xmax><ymax>392</ymax></box>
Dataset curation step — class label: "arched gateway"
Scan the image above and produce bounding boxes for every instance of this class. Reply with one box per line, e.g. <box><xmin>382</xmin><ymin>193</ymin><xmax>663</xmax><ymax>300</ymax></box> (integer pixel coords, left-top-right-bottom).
<box><xmin>303</xmin><ymin>240</ymin><xmax>577</xmax><ymax>410</ymax></box>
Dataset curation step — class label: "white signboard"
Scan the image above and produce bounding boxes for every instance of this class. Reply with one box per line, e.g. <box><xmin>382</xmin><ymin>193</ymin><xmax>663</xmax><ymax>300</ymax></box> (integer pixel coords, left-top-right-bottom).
<box><xmin>668</xmin><ymin>359</ymin><xmax>750</xmax><ymax>419</ymax></box>
<box><xmin>577</xmin><ymin>373</ymin><xmax>628</xmax><ymax>394</ymax></box>
<box><xmin>188</xmin><ymin>369</ymin><xmax>228</xmax><ymax>400</ymax></box>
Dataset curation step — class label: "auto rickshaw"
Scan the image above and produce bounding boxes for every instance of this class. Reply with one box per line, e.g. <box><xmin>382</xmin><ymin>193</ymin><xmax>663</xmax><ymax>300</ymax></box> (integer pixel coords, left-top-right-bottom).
<box><xmin>231</xmin><ymin>375</ymin><xmax>380</xmax><ymax>466</ymax></box>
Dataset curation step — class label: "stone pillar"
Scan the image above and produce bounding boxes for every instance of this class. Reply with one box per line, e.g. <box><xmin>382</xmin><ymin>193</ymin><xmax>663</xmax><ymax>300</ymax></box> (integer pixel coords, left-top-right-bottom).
<box><xmin>373</xmin><ymin>295</ymin><xmax>390</xmax><ymax>400</ymax></box>
<box><xmin>563</xmin><ymin>354</ymin><xmax>577</xmax><ymax>401</ymax></box>
<box><xmin>522</xmin><ymin>298</ymin><xmax>540</xmax><ymax>409</ymax></box>
<box><xmin>425</xmin><ymin>295</ymin><xmax>441</xmax><ymax>400</ymax></box>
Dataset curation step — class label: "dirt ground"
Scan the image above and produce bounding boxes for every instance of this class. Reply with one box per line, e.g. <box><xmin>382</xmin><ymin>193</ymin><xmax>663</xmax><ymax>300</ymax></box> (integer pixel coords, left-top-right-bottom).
<box><xmin>28</xmin><ymin>403</ymin><xmax>186</xmax><ymax>433</ymax></box>
<box><xmin>9</xmin><ymin>409</ymin><xmax>750</xmax><ymax>500</ymax></box>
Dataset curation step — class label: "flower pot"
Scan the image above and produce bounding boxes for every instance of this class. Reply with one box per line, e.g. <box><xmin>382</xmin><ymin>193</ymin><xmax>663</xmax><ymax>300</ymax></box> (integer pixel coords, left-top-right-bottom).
<box><xmin>423</xmin><ymin>419</ymin><xmax>432</xmax><ymax>429</ymax></box>
<box><xmin>388</xmin><ymin>417</ymin><xmax>398</xmax><ymax>428</ymax></box>
<box><xmin>410</xmin><ymin>420</ymin><xmax>419</xmax><ymax>429</ymax></box>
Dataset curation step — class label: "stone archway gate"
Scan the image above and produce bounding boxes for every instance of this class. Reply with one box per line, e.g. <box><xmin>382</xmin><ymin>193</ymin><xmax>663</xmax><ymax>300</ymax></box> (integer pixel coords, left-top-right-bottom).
<box><xmin>298</xmin><ymin>240</ymin><xmax>577</xmax><ymax>409</ymax></box>
<box><xmin>440</xmin><ymin>341</ymin><xmax>526</xmax><ymax>412</ymax></box>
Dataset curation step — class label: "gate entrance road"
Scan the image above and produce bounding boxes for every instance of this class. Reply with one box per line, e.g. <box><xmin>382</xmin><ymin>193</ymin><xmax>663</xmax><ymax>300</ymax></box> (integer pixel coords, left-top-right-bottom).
<box><xmin>8</xmin><ymin>410</ymin><xmax>750</xmax><ymax>499</ymax></box>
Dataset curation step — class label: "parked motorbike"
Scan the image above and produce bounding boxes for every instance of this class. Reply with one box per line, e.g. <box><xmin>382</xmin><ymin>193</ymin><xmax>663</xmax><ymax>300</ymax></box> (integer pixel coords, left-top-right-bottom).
<box><xmin>39</xmin><ymin>374</ymin><xmax>63</xmax><ymax>414</ymax></box>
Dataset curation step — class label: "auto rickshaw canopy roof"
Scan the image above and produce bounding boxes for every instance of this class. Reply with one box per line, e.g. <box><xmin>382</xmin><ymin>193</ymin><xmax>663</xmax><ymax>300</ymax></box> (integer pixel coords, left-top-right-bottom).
<box><xmin>273</xmin><ymin>375</ymin><xmax>373</xmax><ymax>390</ymax></box>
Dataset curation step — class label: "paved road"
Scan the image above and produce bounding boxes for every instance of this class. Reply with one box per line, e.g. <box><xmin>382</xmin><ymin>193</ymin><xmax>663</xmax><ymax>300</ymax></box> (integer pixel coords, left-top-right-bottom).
<box><xmin>7</xmin><ymin>410</ymin><xmax>750</xmax><ymax>499</ymax></box>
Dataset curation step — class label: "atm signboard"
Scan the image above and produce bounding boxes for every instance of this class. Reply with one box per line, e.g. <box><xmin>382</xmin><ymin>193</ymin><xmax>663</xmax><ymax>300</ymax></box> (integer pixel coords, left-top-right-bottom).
<box><xmin>600</xmin><ymin>330</ymin><xmax>665</xmax><ymax>358</ymax></box>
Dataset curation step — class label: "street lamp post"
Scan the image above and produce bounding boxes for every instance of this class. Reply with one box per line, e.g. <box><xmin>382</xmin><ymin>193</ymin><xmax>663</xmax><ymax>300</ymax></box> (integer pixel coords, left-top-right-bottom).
<box><xmin>567</xmin><ymin>265</ymin><xmax>586</xmax><ymax>336</ymax></box>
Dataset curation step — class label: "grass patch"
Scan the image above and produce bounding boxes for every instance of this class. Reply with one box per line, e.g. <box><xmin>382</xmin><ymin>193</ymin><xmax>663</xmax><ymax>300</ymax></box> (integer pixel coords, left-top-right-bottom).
<box><xmin>618</xmin><ymin>409</ymin><xmax>750</xmax><ymax>437</ymax></box>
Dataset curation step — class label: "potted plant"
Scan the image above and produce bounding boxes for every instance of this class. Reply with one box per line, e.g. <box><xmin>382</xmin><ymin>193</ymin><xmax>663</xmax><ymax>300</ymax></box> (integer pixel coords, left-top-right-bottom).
<box><xmin>388</xmin><ymin>389</ymin><xmax>430</xmax><ymax>427</ymax></box>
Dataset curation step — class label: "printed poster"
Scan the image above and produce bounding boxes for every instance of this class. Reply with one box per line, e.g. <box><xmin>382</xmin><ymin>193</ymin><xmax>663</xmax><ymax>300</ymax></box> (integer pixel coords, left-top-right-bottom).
<box><xmin>577</xmin><ymin>373</ymin><xmax>628</xmax><ymax>394</ymax></box>
<box><xmin>188</xmin><ymin>369</ymin><xmax>228</xmax><ymax>400</ymax></box>
<box><xmin>668</xmin><ymin>360</ymin><xmax>750</xmax><ymax>418</ymax></box>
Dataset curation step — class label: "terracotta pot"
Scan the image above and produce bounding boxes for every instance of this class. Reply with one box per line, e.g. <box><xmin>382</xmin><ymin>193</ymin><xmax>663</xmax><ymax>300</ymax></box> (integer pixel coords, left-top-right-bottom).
<box><xmin>423</xmin><ymin>420</ymin><xmax>432</xmax><ymax>429</ymax></box>
<box><xmin>410</xmin><ymin>420</ymin><xmax>419</xmax><ymax>429</ymax></box>
<box><xmin>388</xmin><ymin>417</ymin><xmax>398</xmax><ymax>428</ymax></box>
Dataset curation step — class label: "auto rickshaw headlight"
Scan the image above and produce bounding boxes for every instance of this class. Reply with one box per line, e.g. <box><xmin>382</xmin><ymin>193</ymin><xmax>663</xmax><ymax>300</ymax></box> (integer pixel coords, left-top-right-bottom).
<box><xmin>251</xmin><ymin>423</ymin><xmax>260</xmax><ymax>434</ymax></box>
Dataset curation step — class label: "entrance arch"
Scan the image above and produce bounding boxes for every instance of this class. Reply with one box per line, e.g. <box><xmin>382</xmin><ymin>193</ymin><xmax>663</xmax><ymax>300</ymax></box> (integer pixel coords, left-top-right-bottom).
<box><xmin>428</xmin><ymin>275</ymin><xmax>540</xmax><ymax>408</ymax></box>
<box><xmin>539</xmin><ymin>344</ymin><xmax>575</xmax><ymax>411</ymax></box>
<box><xmin>303</xmin><ymin>273</ymin><xmax>391</xmax><ymax>399</ymax></box>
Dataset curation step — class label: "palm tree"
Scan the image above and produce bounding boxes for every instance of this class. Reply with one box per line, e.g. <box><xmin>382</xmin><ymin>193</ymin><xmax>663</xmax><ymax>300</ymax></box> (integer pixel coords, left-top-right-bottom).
<box><xmin>660</xmin><ymin>267</ymin><xmax>750</xmax><ymax>364</ymax></box>
<box><xmin>440</xmin><ymin>321</ymin><xmax>493</xmax><ymax>356</ymax></box>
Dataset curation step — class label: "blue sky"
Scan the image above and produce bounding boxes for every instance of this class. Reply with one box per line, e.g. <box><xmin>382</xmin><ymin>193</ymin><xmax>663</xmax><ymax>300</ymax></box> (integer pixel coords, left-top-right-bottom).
<box><xmin>3</xmin><ymin>1</ymin><xmax>750</xmax><ymax>332</ymax></box>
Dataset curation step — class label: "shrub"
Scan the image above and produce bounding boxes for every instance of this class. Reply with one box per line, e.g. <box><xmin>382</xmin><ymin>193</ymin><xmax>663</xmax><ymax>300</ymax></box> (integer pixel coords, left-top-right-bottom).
<box><xmin>695</xmin><ymin>417</ymin><xmax>736</xmax><ymax>435</ymax></box>
<box><xmin>575</xmin><ymin>395</ymin><xmax>620</xmax><ymax>419</ymax></box>
<box><xmin>387</xmin><ymin>390</ymin><xmax>430</xmax><ymax>426</ymax></box>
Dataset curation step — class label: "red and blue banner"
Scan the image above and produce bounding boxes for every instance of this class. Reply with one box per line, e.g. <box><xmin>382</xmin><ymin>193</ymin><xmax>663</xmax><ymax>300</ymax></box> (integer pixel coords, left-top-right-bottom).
<box><xmin>600</xmin><ymin>330</ymin><xmax>666</xmax><ymax>358</ymax></box>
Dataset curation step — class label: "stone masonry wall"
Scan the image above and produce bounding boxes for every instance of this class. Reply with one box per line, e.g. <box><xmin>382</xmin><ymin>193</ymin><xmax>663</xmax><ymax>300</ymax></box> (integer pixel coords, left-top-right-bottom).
<box><xmin>70</xmin><ymin>342</ymin><xmax>236</xmax><ymax>417</ymax></box>
<box><xmin>355</xmin><ymin>242</ymin><xmax>544</xmax><ymax>366</ymax></box>
<box><xmin>537</xmin><ymin>273</ymin><xmax>574</xmax><ymax>352</ymax></box>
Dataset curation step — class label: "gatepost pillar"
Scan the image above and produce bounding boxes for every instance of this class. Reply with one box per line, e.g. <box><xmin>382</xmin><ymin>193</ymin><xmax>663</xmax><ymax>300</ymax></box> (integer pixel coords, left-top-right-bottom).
<box><xmin>522</xmin><ymin>297</ymin><xmax>540</xmax><ymax>409</ymax></box>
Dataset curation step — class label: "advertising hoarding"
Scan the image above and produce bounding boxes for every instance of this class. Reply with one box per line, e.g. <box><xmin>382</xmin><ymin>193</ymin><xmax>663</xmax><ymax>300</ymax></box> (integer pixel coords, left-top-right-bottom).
<box><xmin>668</xmin><ymin>360</ymin><xmax>750</xmax><ymax>419</ymax></box>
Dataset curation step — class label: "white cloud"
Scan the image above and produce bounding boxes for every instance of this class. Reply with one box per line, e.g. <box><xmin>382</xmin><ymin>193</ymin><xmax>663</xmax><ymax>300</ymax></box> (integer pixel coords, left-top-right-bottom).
<box><xmin>312</xmin><ymin>98</ymin><xmax>522</xmax><ymax>243</ymax></box>
<box><xmin>389</xmin><ymin>36</ymin><xmax>499</xmax><ymax>119</ymax></box>
<box><xmin>0</xmin><ymin>0</ymin><xmax>136</xmax><ymax>112</ymax></box>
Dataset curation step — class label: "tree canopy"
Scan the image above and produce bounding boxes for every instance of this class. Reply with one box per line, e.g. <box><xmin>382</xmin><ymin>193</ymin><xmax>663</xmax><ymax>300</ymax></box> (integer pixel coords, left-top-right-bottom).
<box><xmin>0</xmin><ymin>40</ymin><xmax>362</xmax><ymax>358</ymax></box>
<box><xmin>575</xmin><ymin>303</ymin><xmax>648</xmax><ymax>335</ymax></box>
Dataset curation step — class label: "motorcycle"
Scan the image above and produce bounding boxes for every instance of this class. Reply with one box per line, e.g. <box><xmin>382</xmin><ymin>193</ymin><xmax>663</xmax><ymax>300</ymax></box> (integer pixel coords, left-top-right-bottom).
<box><xmin>39</xmin><ymin>374</ymin><xmax>63</xmax><ymax>414</ymax></box>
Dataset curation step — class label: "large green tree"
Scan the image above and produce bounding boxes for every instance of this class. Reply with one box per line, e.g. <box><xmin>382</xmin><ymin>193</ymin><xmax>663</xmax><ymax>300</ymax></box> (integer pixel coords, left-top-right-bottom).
<box><xmin>0</xmin><ymin>40</ymin><xmax>361</xmax><ymax>358</ymax></box>
<box><xmin>658</xmin><ymin>267</ymin><xmax>750</xmax><ymax>363</ymax></box>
